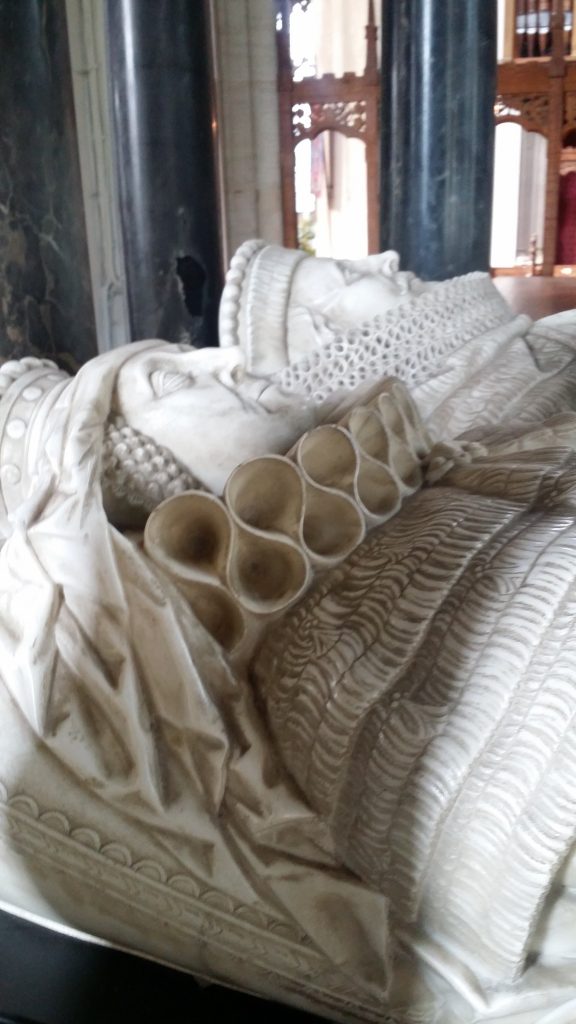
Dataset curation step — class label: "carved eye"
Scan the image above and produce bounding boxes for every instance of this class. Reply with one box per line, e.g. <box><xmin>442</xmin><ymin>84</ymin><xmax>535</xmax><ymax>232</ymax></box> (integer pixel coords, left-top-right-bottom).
<box><xmin>150</xmin><ymin>369</ymin><xmax>195</xmax><ymax>398</ymax></box>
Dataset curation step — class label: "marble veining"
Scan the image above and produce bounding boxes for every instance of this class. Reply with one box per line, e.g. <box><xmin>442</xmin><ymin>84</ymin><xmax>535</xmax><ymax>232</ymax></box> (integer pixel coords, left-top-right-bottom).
<box><xmin>0</xmin><ymin>0</ymin><xmax>97</xmax><ymax>367</ymax></box>
<box><xmin>380</xmin><ymin>0</ymin><xmax>497</xmax><ymax>280</ymax></box>
<box><xmin>106</xmin><ymin>0</ymin><xmax>223</xmax><ymax>347</ymax></box>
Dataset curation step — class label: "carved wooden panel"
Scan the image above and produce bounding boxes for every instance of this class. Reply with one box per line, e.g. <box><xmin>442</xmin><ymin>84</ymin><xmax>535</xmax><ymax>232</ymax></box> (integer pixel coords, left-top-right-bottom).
<box><xmin>276</xmin><ymin>0</ymin><xmax>379</xmax><ymax>254</ymax></box>
<box><xmin>494</xmin><ymin>93</ymin><xmax>550</xmax><ymax>135</ymax></box>
<box><xmin>564</xmin><ymin>90</ymin><xmax>576</xmax><ymax>131</ymax></box>
<box><xmin>292</xmin><ymin>100</ymin><xmax>368</xmax><ymax>141</ymax></box>
<box><xmin>495</xmin><ymin>1</ymin><xmax>575</xmax><ymax>273</ymax></box>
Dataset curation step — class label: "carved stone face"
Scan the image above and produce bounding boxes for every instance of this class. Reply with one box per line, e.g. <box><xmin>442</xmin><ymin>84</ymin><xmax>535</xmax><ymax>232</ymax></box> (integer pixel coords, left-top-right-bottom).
<box><xmin>291</xmin><ymin>254</ymin><xmax>407</xmax><ymax>321</ymax></box>
<box><xmin>113</xmin><ymin>344</ymin><xmax>316</xmax><ymax>494</ymax></box>
<box><xmin>219</xmin><ymin>242</ymin><xmax>421</xmax><ymax>376</ymax></box>
<box><xmin>284</xmin><ymin>257</ymin><xmax>410</xmax><ymax>364</ymax></box>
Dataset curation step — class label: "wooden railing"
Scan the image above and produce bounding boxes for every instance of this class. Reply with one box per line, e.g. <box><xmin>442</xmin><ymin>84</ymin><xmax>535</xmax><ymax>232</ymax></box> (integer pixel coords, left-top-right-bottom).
<box><xmin>497</xmin><ymin>0</ymin><xmax>576</xmax><ymax>273</ymax></box>
<box><xmin>512</xmin><ymin>0</ymin><xmax>575</xmax><ymax>59</ymax></box>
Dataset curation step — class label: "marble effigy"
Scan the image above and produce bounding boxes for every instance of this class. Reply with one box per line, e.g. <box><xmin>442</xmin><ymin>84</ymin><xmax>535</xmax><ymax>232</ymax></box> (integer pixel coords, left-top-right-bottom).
<box><xmin>3</xmin><ymin>244</ymin><xmax>576</xmax><ymax>1023</ymax></box>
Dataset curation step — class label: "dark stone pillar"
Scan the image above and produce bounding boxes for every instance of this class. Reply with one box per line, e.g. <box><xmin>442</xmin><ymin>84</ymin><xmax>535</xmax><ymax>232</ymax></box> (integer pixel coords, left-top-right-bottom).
<box><xmin>0</xmin><ymin>0</ymin><xmax>97</xmax><ymax>366</ymax></box>
<box><xmin>106</xmin><ymin>0</ymin><xmax>223</xmax><ymax>347</ymax></box>
<box><xmin>380</xmin><ymin>0</ymin><xmax>497</xmax><ymax>280</ymax></box>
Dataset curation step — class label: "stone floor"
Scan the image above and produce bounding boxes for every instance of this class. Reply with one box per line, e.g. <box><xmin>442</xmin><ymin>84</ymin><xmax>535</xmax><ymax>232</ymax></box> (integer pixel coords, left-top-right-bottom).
<box><xmin>0</xmin><ymin>909</ymin><xmax>320</xmax><ymax>1024</ymax></box>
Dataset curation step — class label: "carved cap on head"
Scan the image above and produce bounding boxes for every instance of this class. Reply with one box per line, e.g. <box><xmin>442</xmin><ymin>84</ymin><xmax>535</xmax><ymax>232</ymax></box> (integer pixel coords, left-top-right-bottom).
<box><xmin>218</xmin><ymin>240</ymin><xmax>416</xmax><ymax>379</ymax></box>
<box><xmin>218</xmin><ymin>240</ymin><xmax>307</xmax><ymax>372</ymax></box>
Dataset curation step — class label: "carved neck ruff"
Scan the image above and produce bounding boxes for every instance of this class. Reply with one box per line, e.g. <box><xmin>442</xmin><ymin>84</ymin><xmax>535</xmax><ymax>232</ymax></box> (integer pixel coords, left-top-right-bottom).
<box><xmin>276</xmin><ymin>272</ymin><xmax>517</xmax><ymax>402</ymax></box>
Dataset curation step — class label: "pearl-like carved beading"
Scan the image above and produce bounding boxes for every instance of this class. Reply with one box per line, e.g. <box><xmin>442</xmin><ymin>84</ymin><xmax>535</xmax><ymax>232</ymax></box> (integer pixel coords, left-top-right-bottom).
<box><xmin>101</xmin><ymin>416</ymin><xmax>199</xmax><ymax>518</ymax></box>
<box><xmin>0</xmin><ymin>361</ymin><xmax>199</xmax><ymax>523</ymax></box>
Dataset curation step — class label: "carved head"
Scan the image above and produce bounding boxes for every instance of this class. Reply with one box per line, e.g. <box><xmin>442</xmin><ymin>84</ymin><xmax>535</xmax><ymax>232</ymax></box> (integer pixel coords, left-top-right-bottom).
<box><xmin>218</xmin><ymin>240</ymin><xmax>425</xmax><ymax>375</ymax></box>
<box><xmin>112</xmin><ymin>342</ymin><xmax>318</xmax><ymax>494</ymax></box>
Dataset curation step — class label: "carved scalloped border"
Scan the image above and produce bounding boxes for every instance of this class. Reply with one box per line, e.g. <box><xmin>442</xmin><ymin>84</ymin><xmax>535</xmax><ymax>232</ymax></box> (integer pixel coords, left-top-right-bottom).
<box><xmin>0</xmin><ymin>781</ymin><xmax>387</xmax><ymax>1021</ymax></box>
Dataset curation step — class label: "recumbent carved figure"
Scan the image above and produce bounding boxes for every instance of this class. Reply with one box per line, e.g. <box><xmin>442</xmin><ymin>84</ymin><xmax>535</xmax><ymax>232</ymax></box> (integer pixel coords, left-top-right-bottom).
<box><xmin>2</xmin><ymin>242</ymin><xmax>576</xmax><ymax>1024</ymax></box>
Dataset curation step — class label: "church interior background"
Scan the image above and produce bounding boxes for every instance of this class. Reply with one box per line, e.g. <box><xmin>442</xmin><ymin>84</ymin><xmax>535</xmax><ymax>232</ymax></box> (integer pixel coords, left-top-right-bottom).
<box><xmin>3</xmin><ymin>3</ymin><xmax>576</xmax><ymax>1022</ymax></box>
<box><xmin>1</xmin><ymin>0</ymin><xmax>575</xmax><ymax>369</ymax></box>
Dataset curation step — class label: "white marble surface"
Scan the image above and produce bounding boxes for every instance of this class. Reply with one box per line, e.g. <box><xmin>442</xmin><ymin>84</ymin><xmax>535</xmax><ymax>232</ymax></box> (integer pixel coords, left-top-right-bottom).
<box><xmin>2</xmin><ymin>248</ymin><xmax>576</xmax><ymax>1022</ymax></box>
<box><xmin>65</xmin><ymin>0</ymin><xmax>131</xmax><ymax>352</ymax></box>
<box><xmin>219</xmin><ymin>240</ymin><xmax>425</xmax><ymax>371</ymax></box>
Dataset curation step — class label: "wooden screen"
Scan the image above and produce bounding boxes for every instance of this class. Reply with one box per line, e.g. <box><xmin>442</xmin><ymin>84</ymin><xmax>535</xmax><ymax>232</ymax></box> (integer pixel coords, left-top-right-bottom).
<box><xmin>497</xmin><ymin>0</ymin><xmax>576</xmax><ymax>272</ymax></box>
<box><xmin>275</xmin><ymin>0</ymin><xmax>380</xmax><ymax>254</ymax></box>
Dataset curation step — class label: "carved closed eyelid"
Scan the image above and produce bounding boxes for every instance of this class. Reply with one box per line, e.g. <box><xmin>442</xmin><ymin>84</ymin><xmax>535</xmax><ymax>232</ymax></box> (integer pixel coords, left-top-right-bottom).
<box><xmin>149</xmin><ymin>369</ymin><xmax>196</xmax><ymax>398</ymax></box>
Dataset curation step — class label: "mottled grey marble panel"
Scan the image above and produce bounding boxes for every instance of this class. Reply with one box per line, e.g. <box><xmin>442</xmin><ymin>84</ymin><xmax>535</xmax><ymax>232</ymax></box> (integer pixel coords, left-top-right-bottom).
<box><xmin>106</xmin><ymin>0</ymin><xmax>223</xmax><ymax>347</ymax></box>
<box><xmin>0</xmin><ymin>0</ymin><xmax>97</xmax><ymax>368</ymax></box>
<box><xmin>380</xmin><ymin>0</ymin><xmax>497</xmax><ymax>281</ymax></box>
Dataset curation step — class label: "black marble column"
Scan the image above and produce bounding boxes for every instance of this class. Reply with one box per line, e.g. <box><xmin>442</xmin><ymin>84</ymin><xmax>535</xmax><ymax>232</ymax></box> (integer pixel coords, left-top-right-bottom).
<box><xmin>380</xmin><ymin>0</ymin><xmax>497</xmax><ymax>280</ymax></box>
<box><xmin>0</xmin><ymin>0</ymin><xmax>97</xmax><ymax>366</ymax></box>
<box><xmin>106</xmin><ymin>0</ymin><xmax>223</xmax><ymax>347</ymax></box>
